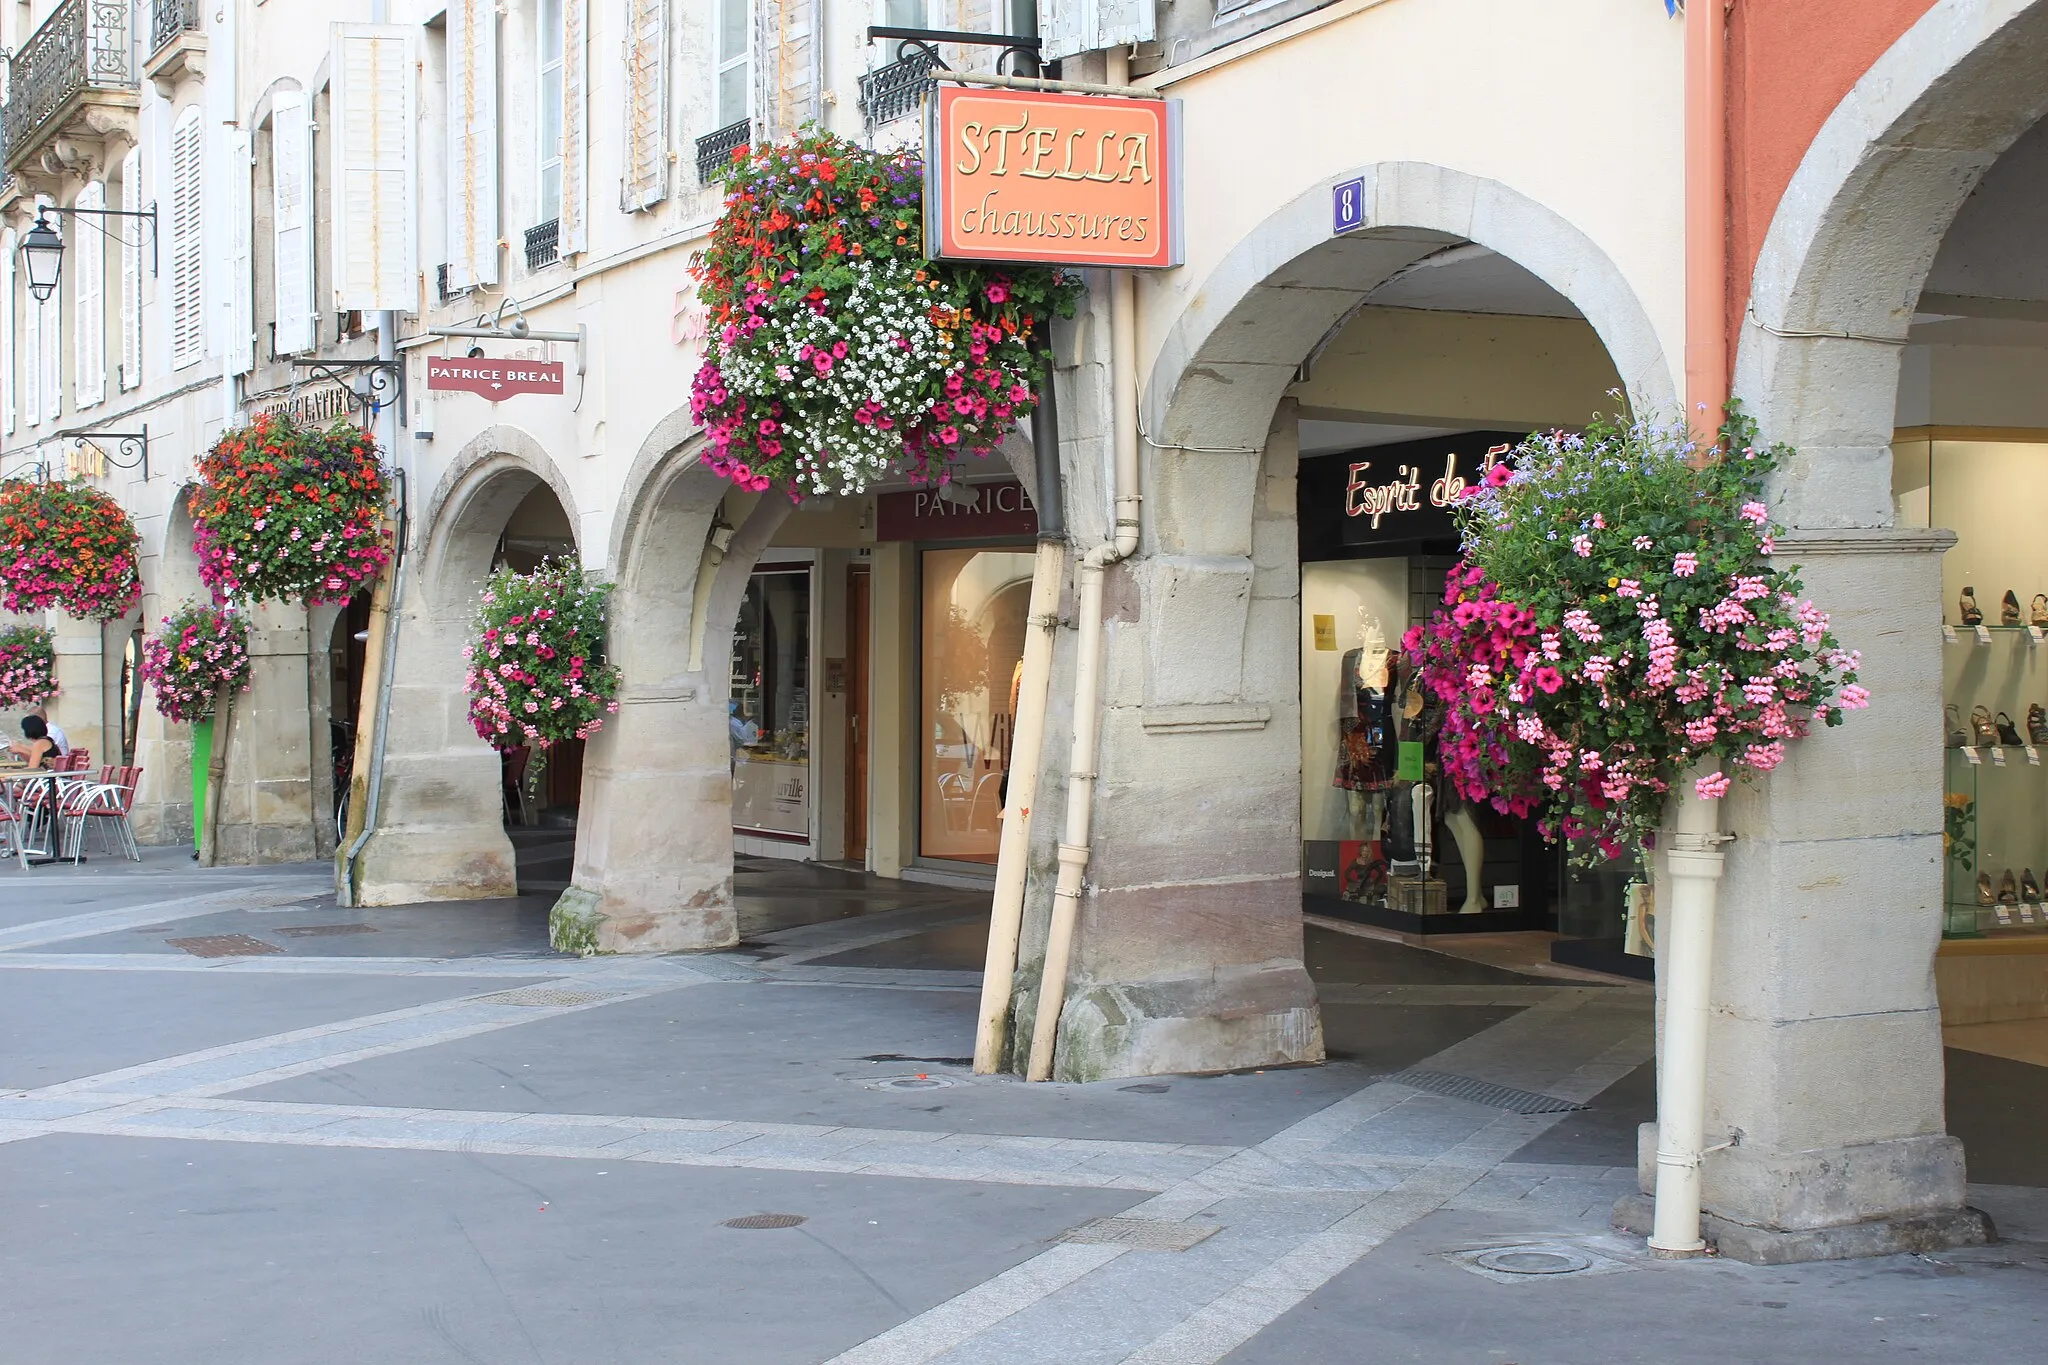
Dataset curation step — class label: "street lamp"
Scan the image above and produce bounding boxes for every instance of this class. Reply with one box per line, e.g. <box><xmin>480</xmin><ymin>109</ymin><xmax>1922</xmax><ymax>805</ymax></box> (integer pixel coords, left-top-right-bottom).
<box><xmin>20</xmin><ymin>214</ymin><xmax>62</xmax><ymax>304</ymax></box>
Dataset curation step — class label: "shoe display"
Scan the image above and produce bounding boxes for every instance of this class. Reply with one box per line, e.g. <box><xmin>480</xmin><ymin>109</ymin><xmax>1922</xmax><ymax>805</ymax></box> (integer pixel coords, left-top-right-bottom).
<box><xmin>2004</xmin><ymin>590</ymin><xmax>2023</xmax><ymax>626</ymax></box>
<box><xmin>1998</xmin><ymin>711</ymin><xmax>2023</xmax><ymax>746</ymax></box>
<box><xmin>2000</xmin><ymin>869</ymin><xmax>2019</xmax><ymax>905</ymax></box>
<box><xmin>1961</xmin><ymin>586</ymin><xmax>1984</xmax><ymax>626</ymax></box>
<box><xmin>2030</xmin><ymin>704</ymin><xmax>2048</xmax><ymax>746</ymax></box>
<box><xmin>2032</xmin><ymin>594</ymin><xmax>2048</xmax><ymax>628</ymax></box>
<box><xmin>1980</xmin><ymin>872</ymin><xmax>1997</xmax><ymax>905</ymax></box>
<box><xmin>1973</xmin><ymin>705</ymin><xmax>1999</xmax><ymax>747</ymax></box>
<box><xmin>2022</xmin><ymin>870</ymin><xmax>2041</xmax><ymax>905</ymax></box>
<box><xmin>1951</xmin><ymin>704</ymin><xmax>1971</xmax><ymax>748</ymax></box>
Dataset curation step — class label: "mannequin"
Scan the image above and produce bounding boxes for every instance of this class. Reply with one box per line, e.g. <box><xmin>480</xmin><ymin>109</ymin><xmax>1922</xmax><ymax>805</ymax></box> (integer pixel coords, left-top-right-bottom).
<box><xmin>1446</xmin><ymin>804</ymin><xmax>1486</xmax><ymax>913</ymax></box>
<box><xmin>1337</xmin><ymin>612</ymin><xmax>1393</xmax><ymax>838</ymax></box>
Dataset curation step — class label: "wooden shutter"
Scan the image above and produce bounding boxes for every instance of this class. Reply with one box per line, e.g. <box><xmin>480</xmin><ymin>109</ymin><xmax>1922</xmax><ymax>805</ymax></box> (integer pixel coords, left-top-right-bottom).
<box><xmin>271</xmin><ymin>91</ymin><xmax>315</xmax><ymax>355</ymax></box>
<box><xmin>619</xmin><ymin>0</ymin><xmax>668</xmax><ymax>211</ymax></box>
<box><xmin>559</xmin><ymin>0</ymin><xmax>588</xmax><ymax>252</ymax></box>
<box><xmin>40</xmin><ymin>233</ymin><xmax>60</xmax><ymax>421</ymax></box>
<box><xmin>170</xmin><ymin>107</ymin><xmax>205</xmax><ymax>369</ymax></box>
<box><xmin>446</xmin><ymin>0</ymin><xmax>499</xmax><ymax>286</ymax></box>
<box><xmin>1040</xmin><ymin>0</ymin><xmax>1155</xmax><ymax>63</ymax></box>
<box><xmin>755</xmin><ymin>0</ymin><xmax>817</xmax><ymax>142</ymax></box>
<box><xmin>73</xmin><ymin>181</ymin><xmax>106</xmax><ymax>406</ymax></box>
<box><xmin>2</xmin><ymin>227</ymin><xmax>14</xmax><ymax>435</ymax></box>
<box><xmin>21</xmin><ymin>250</ymin><xmax>38</xmax><ymax>428</ymax></box>
<box><xmin>119</xmin><ymin>146</ymin><xmax>142</xmax><ymax>389</ymax></box>
<box><xmin>330</xmin><ymin>24</ymin><xmax>419</xmax><ymax>312</ymax></box>
<box><xmin>228</xmin><ymin>130</ymin><xmax>255</xmax><ymax>376</ymax></box>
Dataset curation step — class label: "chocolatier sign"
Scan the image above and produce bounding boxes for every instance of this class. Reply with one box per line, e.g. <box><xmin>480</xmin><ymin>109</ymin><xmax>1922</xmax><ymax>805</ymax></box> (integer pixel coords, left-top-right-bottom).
<box><xmin>925</xmin><ymin>85</ymin><xmax>1183</xmax><ymax>271</ymax></box>
<box><xmin>426</xmin><ymin>356</ymin><xmax>565</xmax><ymax>399</ymax></box>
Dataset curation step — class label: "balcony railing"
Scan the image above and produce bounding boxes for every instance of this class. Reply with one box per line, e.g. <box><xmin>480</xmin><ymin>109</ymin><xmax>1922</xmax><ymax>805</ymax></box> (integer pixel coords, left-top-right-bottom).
<box><xmin>3</xmin><ymin>0</ymin><xmax>138</xmax><ymax>170</ymax></box>
<box><xmin>860</xmin><ymin>52</ymin><xmax>942</xmax><ymax>128</ymax></box>
<box><xmin>524</xmin><ymin>219</ymin><xmax>560</xmax><ymax>272</ymax></box>
<box><xmin>150</xmin><ymin>0</ymin><xmax>201</xmax><ymax>55</ymax></box>
<box><xmin>695</xmin><ymin>119</ymin><xmax>750</xmax><ymax>186</ymax></box>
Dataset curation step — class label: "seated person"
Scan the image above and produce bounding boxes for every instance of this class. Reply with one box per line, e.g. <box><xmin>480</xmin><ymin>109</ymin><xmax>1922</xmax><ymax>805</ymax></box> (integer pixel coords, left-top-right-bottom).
<box><xmin>8</xmin><ymin>715</ymin><xmax>56</xmax><ymax>769</ymax></box>
<box><xmin>28</xmin><ymin>709</ymin><xmax>68</xmax><ymax>756</ymax></box>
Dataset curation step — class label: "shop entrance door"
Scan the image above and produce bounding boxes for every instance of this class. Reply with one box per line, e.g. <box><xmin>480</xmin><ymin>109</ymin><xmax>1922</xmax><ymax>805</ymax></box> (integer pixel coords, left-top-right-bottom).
<box><xmin>845</xmin><ymin>565</ymin><xmax>870</xmax><ymax>863</ymax></box>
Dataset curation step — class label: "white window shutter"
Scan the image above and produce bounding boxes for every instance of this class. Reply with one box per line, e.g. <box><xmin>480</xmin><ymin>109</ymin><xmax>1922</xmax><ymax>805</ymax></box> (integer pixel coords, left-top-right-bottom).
<box><xmin>119</xmin><ymin>147</ymin><xmax>142</xmax><ymax>389</ymax></box>
<box><xmin>73</xmin><ymin>181</ymin><xmax>106</xmax><ymax>407</ymax></box>
<box><xmin>271</xmin><ymin>92</ymin><xmax>315</xmax><ymax>355</ymax></box>
<box><xmin>330</xmin><ymin>24</ymin><xmax>420</xmax><ymax>312</ymax></box>
<box><xmin>21</xmin><ymin>262</ymin><xmax>38</xmax><ymax>428</ymax></box>
<box><xmin>446</xmin><ymin>0</ymin><xmax>499</xmax><ymax>287</ymax></box>
<box><xmin>228</xmin><ymin>130</ymin><xmax>255</xmax><ymax>376</ymax></box>
<box><xmin>620</xmin><ymin>0</ymin><xmax>668</xmax><ymax>212</ymax></box>
<box><xmin>41</xmin><ymin>286</ymin><xmax>61</xmax><ymax>422</ymax></box>
<box><xmin>171</xmin><ymin>108</ymin><xmax>205</xmax><ymax>369</ymax></box>
<box><xmin>1039</xmin><ymin>0</ymin><xmax>1156</xmax><ymax>63</ymax></box>
<box><xmin>559</xmin><ymin>0</ymin><xmax>588</xmax><ymax>252</ymax></box>
<box><xmin>1</xmin><ymin>227</ymin><xmax>14</xmax><ymax>435</ymax></box>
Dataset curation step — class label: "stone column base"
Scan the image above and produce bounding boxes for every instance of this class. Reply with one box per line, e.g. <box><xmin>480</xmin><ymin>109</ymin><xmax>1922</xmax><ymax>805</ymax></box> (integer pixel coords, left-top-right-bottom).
<box><xmin>1051</xmin><ymin>964</ymin><xmax>1325</xmax><ymax>1082</ymax></box>
<box><xmin>1611</xmin><ymin>1193</ymin><xmax>1993</xmax><ymax>1265</ymax></box>
<box><xmin>352</xmin><ymin>825</ymin><xmax>517</xmax><ymax>905</ymax></box>
<box><xmin>549</xmin><ymin>883</ymin><xmax>737</xmax><ymax>955</ymax></box>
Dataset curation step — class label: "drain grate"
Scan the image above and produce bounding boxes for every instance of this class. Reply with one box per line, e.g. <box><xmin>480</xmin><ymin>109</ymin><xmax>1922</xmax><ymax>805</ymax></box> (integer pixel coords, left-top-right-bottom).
<box><xmin>1391</xmin><ymin>1070</ymin><xmax>1585</xmax><ymax>1115</ymax></box>
<box><xmin>487</xmin><ymin>986</ymin><xmax>626</xmax><ymax>1008</ymax></box>
<box><xmin>722</xmin><ymin>1213</ymin><xmax>806</xmax><ymax>1230</ymax></box>
<box><xmin>1059</xmin><ymin>1218</ymin><xmax>1221</xmax><ymax>1252</ymax></box>
<box><xmin>166</xmin><ymin>934</ymin><xmax>285</xmax><ymax>958</ymax></box>
<box><xmin>272</xmin><ymin>923</ymin><xmax>377</xmax><ymax>938</ymax></box>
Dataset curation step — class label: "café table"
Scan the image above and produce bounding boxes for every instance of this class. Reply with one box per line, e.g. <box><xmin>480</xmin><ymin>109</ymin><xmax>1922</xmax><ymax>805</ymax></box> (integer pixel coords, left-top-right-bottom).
<box><xmin>0</xmin><ymin>768</ymin><xmax>101</xmax><ymax>865</ymax></box>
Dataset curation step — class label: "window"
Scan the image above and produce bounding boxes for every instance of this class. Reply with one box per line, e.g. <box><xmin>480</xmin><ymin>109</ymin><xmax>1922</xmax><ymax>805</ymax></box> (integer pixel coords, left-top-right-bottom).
<box><xmin>919</xmin><ymin>547</ymin><xmax>1035</xmax><ymax>863</ymax></box>
<box><xmin>1</xmin><ymin>226</ymin><xmax>13</xmax><ymax>434</ymax></box>
<box><xmin>538</xmin><ymin>0</ymin><xmax>563</xmax><ymax>224</ymax></box>
<box><xmin>731</xmin><ymin>566</ymin><xmax>812</xmax><ymax>839</ymax></box>
<box><xmin>170</xmin><ymin>106</ymin><xmax>204</xmax><ymax>369</ymax></box>
<box><xmin>72</xmin><ymin>181</ymin><xmax>105</xmax><ymax>408</ymax></box>
<box><xmin>716</xmin><ymin>0</ymin><xmax>749</xmax><ymax>129</ymax></box>
<box><xmin>885</xmin><ymin>0</ymin><xmax>924</xmax><ymax>27</ymax></box>
<box><xmin>118</xmin><ymin>147</ymin><xmax>142</xmax><ymax>387</ymax></box>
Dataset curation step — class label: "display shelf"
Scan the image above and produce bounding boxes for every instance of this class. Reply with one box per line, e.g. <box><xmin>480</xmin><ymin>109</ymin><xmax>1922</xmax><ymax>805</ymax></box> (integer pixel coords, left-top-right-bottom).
<box><xmin>1943</xmin><ymin>748</ymin><xmax>2048</xmax><ymax>938</ymax></box>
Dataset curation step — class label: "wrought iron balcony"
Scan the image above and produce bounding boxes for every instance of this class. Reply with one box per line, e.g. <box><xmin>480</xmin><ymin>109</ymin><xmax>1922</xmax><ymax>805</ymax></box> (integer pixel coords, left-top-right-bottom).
<box><xmin>860</xmin><ymin>52</ymin><xmax>942</xmax><ymax>128</ymax></box>
<box><xmin>3</xmin><ymin>0</ymin><xmax>141</xmax><ymax>176</ymax></box>
<box><xmin>150</xmin><ymin>0</ymin><xmax>201</xmax><ymax>55</ymax></box>
<box><xmin>695</xmin><ymin>119</ymin><xmax>750</xmax><ymax>186</ymax></box>
<box><xmin>524</xmin><ymin>219</ymin><xmax>560</xmax><ymax>272</ymax></box>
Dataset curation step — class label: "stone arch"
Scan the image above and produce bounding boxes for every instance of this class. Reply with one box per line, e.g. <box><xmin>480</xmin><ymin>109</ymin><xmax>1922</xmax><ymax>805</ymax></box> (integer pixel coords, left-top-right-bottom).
<box><xmin>1736</xmin><ymin>0</ymin><xmax>2048</xmax><ymax>526</ymax></box>
<box><xmin>351</xmin><ymin>427</ymin><xmax>582</xmax><ymax>905</ymax></box>
<box><xmin>1146</xmin><ymin>161</ymin><xmax>1677</xmax><ymax>452</ymax></box>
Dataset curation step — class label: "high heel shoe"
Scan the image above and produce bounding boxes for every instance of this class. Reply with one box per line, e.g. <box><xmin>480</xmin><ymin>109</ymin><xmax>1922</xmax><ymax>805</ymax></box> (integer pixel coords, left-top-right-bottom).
<box><xmin>1980</xmin><ymin>872</ymin><xmax>1997</xmax><ymax>905</ymax></box>
<box><xmin>1998</xmin><ymin>711</ymin><xmax>2022</xmax><ymax>746</ymax></box>
<box><xmin>1950</xmin><ymin>704</ymin><xmax>1971</xmax><ymax>748</ymax></box>
<box><xmin>2022</xmin><ymin>870</ymin><xmax>2041</xmax><ymax>905</ymax></box>
<box><xmin>1973</xmin><ymin>705</ymin><xmax>1999</xmax><ymax>747</ymax></box>
<box><xmin>2004</xmin><ymin>590</ymin><xmax>2022</xmax><ymax>626</ymax></box>
<box><xmin>2029</xmin><ymin>704</ymin><xmax>2047</xmax><ymax>746</ymax></box>
<box><xmin>1961</xmin><ymin>586</ymin><xmax>1984</xmax><ymax>626</ymax></box>
<box><xmin>2032</xmin><ymin>594</ymin><xmax>2047</xmax><ymax>628</ymax></box>
<box><xmin>2000</xmin><ymin>869</ymin><xmax>2020</xmax><ymax>906</ymax></box>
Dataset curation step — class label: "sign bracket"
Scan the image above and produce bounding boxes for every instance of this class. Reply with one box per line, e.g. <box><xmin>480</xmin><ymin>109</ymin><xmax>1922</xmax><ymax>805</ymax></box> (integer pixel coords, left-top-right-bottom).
<box><xmin>287</xmin><ymin>359</ymin><xmax>405</xmax><ymax>425</ymax></box>
<box><xmin>53</xmin><ymin>424</ymin><xmax>150</xmax><ymax>481</ymax></box>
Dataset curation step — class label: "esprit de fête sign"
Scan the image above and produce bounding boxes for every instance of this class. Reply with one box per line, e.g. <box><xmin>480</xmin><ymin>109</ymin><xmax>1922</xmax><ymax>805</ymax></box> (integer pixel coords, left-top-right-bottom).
<box><xmin>426</xmin><ymin>356</ymin><xmax>565</xmax><ymax>399</ymax></box>
<box><xmin>925</xmin><ymin>85</ymin><xmax>1182</xmax><ymax>270</ymax></box>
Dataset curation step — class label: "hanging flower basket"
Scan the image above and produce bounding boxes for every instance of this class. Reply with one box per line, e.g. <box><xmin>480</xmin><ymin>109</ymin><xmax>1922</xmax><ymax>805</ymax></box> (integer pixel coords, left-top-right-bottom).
<box><xmin>139</xmin><ymin>602</ymin><xmax>252</xmax><ymax>724</ymax></box>
<box><xmin>0</xmin><ymin>478</ymin><xmax>143</xmax><ymax>621</ymax></box>
<box><xmin>689</xmin><ymin>130</ymin><xmax>1085</xmax><ymax>499</ymax></box>
<box><xmin>1404</xmin><ymin>409</ymin><xmax>1867</xmax><ymax>863</ymax></box>
<box><xmin>464</xmin><ymin>560</ymin><xmax>622</xmax><ymax>751</ymax></box>
<box><xmin>189</xmin><ymin>414</ymin><xmax>390</xmax><ymax>605</ymax></box>
<box><xmin>0</xmin><ymin>623</ymin><xmax>57</xmax><ymax>710</ymax></box>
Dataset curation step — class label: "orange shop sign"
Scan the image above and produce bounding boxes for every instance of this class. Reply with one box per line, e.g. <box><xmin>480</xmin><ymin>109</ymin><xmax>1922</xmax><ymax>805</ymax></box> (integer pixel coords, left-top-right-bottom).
<box><xmin>924</xmin><ymin>84</ymin><xmax>1182</xmax><ymax>271</ymax></box>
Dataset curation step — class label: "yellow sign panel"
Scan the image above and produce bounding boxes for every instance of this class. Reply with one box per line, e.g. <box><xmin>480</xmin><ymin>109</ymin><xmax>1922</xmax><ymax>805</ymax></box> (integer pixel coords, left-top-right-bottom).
<box><xmin>1312</xmin><ymin>614</ymin><xmax>1338</xmax><ymax>651</ymax></box>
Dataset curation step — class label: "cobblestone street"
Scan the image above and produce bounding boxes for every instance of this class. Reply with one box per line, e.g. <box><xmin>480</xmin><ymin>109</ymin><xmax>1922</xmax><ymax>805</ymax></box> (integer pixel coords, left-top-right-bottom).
<box><xmin>1</xmin><ymin>848</ymin><xmax>2042</xmax><ymax>1362</ymax></box>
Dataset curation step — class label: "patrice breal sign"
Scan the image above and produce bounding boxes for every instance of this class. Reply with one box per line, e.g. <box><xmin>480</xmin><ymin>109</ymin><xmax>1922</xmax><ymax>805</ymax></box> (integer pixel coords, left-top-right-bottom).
<box><xmin>924</xmin><ymin>85</ymin><xmax>1183</xmax><ymax>271</ymax></box>
<box><xmin>426</xmin><ymin>356</ymin><xmax>565</xmax><ymax>399</ymax></box>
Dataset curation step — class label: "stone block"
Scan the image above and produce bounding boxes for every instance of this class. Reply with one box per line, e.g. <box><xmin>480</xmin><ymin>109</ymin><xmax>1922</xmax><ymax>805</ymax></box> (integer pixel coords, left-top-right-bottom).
<box><xmin>1612</xmin><ymin>1191</ymin><xmax>1992</xmax><ymax>1265</ymax></box>
<box><xmin>1054</xmin><ymin>962</ymin><xmax>1324</xmax><ymax>1081</ymax></box>
<box><xmin>1141</xmin><ymin>555</ymin><xmax>1252</xmax><ymax>707</ymax></box>
<box><xmin>1187</xmin><ymin>282</ymin><xmax>1361</xmax><ymax>366</ymax></box>
<box><xmin>1075</xmin><ymin>875</ymin><xmax>1305</xmax><ymax>985</ymax></box>
<box><xmin>1147</xmin><ymin>448</ymin><xmax>1259</xmax><ymax>557</ymax></box>
<box><xmin>1702</xmin><ymin>1008</ymin><xmax>1949</xmax><ymax>1153</ymax></box>
<box><xmin>355</xmin><ymin>824</ymin><xmax>517</xmax><ymax>905</ymax></box>
<box><xmin>550</xmin><ymin>884</ymin><xmax>737</xmax><ymax>955</ymax></box>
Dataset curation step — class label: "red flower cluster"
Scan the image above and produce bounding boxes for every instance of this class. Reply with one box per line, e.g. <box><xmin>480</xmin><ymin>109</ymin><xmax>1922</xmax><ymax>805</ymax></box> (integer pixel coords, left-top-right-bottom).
<box><xmin>190</xmin><ymin>415</ymin><xmax>389</xmax><ymax>605</ymax></box>
<box><xmin>0</xmin><ymin>478</ymin><xmax>142</xmax><ymax>621</ymax></box>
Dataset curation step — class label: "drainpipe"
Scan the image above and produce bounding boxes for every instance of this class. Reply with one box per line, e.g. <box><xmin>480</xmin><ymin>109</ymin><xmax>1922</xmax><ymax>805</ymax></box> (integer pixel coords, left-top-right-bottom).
<box><xmin>974</xmin><ymin>325</ymin><xmax>1067</xmax><ymax>1075</ymax></box>
<box><xmin>1650</xmin><ymin>770</ymin><xmax>1730</xmax><ymax>1256</ymax></box>
<box><xmin>1650</xmin><ymin>0</ymin><xmax>1733</xmax><ymax>1256</ymax></box>
<box><xmin>1683</xmin><ymin>0</ymin><xmax>1728</xmax><ymax>421</ymax></box>
<box><xmin>1026</xmin><ymin>45</ymin><xmax>1143</xmax><ymax>1079</ymax></box>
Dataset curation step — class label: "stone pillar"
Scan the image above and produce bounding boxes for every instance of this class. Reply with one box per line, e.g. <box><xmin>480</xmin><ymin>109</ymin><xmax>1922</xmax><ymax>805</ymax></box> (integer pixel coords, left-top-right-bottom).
<box><xmin>48</xmin><ymin>612</ymin><xmax>107</xmax><ymax>763</ymax></box>
<box><xmin>211</xmin><ymin>602</ymin><xmax>319</xmax><ymax>865</ymax></box>
<box><xmin>128</xmin><ymin>709</ymin><xmax>195</xmax><ymax>846</ymax></box>
<box><xmin>1622</xmin><ymin>530</ymin><xmax>1993</xmax><ymax>1262</ymax></box>
<box><xmin>351</xmin><ymin>567</ymin><xmax>517</xmax><ymax>904</ymax></box>
<box><xmin>1013</xmin><ymin>401</ymin><xmax>1324</xmax><ymax>1080</ymax></box>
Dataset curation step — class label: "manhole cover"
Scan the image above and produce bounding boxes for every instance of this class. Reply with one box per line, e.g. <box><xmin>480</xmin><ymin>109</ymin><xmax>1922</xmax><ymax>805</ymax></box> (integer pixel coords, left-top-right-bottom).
<box><xmin>488</xmin><ymin>987</ymin><xmax>625</xmax><ymax>1008</ymax></box>
<box><xmin>166</xmin><ymin>934</ymin><xmax>284</xmax><ymax>958</ymax></box>
<box><xmin>273</xmin><ymin>923</ymin><xmax>377</xmax><ymax>938</ymax></box>
<box><xmin>859</xmin><ymin>1072</ymin><xmax>964</xmax><ymax>1091</ymax></box>
<box><xmin>1059</xmin><ymin>1218</ymin><xmax>1221</xmax><ymax>1252</ymax></box>
<box><xmin>1473</xmin><ymin>1248</ymin><xmax>1592</xmax><ymax>1276</ymax></box>
<box><xmin>722</xmin><ymin>1213</ymin><xmax>807</xmax><ymax>1230</ymax></box>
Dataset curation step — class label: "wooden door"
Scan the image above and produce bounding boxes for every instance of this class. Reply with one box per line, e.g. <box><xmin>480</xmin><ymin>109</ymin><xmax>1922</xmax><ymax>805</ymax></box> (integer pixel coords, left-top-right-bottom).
<box><xmin>845</xmin><ymin>565</ymin><xmax>871</xmax><ymax>863</ymax></box>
